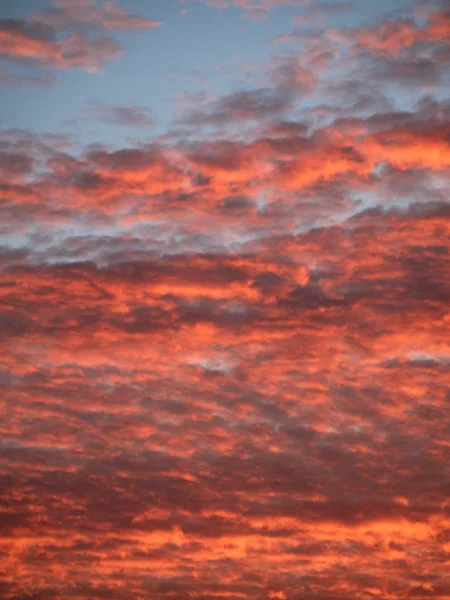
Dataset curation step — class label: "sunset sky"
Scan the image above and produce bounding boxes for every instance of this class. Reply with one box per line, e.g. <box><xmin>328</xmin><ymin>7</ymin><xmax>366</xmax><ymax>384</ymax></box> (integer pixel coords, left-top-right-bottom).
<box><xmin>1</xmin><ymin>0</ymin><xmax>449</xmax><ymax>598</ymax></box>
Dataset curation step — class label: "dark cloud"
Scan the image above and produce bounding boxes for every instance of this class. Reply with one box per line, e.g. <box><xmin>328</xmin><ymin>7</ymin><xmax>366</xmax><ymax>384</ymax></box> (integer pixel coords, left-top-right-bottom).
<box><xmin>178</xmin><ymin>54</ymin><xmax>316</xmax><ymax>127</ymax></box>
<box><xmin>178</xmin><ymin>87</ymin><xmax>294</xmax><ymax>125</ymax></box>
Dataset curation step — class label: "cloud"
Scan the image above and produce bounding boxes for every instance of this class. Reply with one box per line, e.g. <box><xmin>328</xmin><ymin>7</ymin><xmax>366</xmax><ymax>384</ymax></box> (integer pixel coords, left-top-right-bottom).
<box><xmin>1</xmin><ymin>197</ymin><xmax>449</xmax><ymax>599</ymax></box>
<box><xmin>177</xmin><ymin>54</ymin><xmax>317</xmax><ymax>127</ymax></box>
<box><xmin>1</xmin><ymin>2</ymin><xmax>450</xmax><ymax>599</ymax></box>
<box><xmin>181</xmin><ymin>0</ymin><xmax>309</xmax><ymax>20</ymax></box>
<box><xmin>0</xmin><ymin>68</ymin><xmax>57</xmax><ymax>89</ymax></box>
<box><xmin>0</xmin><ymin>1</ymin><xmax>160</xmax><ymax>81</ymax></box>
<box><xmin>354</xmin><ymin>7</ymin><xmax>450</xmax><ymax>56</ymax></box>
<box><xmin>0</xmin><ymin>17</ymin><xmax>121</xmax><ymax>72</ymax></box>
<box><xmin>88</xmin><ymin>103</ymin><xmax>156</xmax><ymax>127</ymax></box>
<box><xmin>177</xmin><ymin>87</ymin><xmax>295</xmax><ymax>125</ymax></box>
<box><xmin>294</xmin><ymin>1</ymin><xmax>354</xmax><ymax>22</ymax></box>
<box><xmin>32</xmin><ymin>0</ymin><xmax>162</xmax><ymax>32</ymax></box>
<box><xmin>1</xmin><ymin>100</ymin><xmax>449</xmax><ymax>232</ymax></box>
<box><xmin>271</xmin><ymin>5</ymin><xmax>449</xmax><ymax>94</ymax></box>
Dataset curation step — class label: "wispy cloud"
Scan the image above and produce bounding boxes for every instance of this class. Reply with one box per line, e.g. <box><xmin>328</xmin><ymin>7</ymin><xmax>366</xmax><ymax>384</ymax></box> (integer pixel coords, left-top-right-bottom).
<box><xmin>88</xmin><ymin>102</ymin><xmax>156</xmax><ymax>127</ymax></box>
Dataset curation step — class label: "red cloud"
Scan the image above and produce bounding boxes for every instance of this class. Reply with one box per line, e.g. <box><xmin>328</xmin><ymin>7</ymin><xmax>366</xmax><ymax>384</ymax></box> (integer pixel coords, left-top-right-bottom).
<box><xmin>1</xmin><ymin>199</ymin><xmax>449</xmax><ymax>599</ymax></box>
<box><xmin>0</xmin><ymin>20</ymin><xmax>120</xmax><ymax>71</ymax></box>
<box><xmin>1</xmin><ymin>3</ymin><xmax>450</xmax><ymax>599</ymax></box>
<box><xmin>355</xmin><ymin>7</ymin><xmax>450</xmax><ymax>55</ymax></box>
<box><xmin>0</xmin><ymin>1</ymin><xmax>160</xmax><ymax>76</ymax></box>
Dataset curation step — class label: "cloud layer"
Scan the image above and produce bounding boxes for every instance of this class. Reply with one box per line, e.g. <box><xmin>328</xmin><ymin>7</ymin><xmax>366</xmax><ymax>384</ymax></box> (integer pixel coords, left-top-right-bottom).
<box><xmin>1</xmin><ymin>1</ymin><xmax>450</xmax><ymax>599</ymax></box>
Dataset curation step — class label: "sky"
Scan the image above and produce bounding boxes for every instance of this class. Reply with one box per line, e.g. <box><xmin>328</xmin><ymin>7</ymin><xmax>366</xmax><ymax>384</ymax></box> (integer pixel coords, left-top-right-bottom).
<box><xmin>0</xmin><ymin>0</ymin><xmax>449</xmax><ymax>599</ymax></box>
